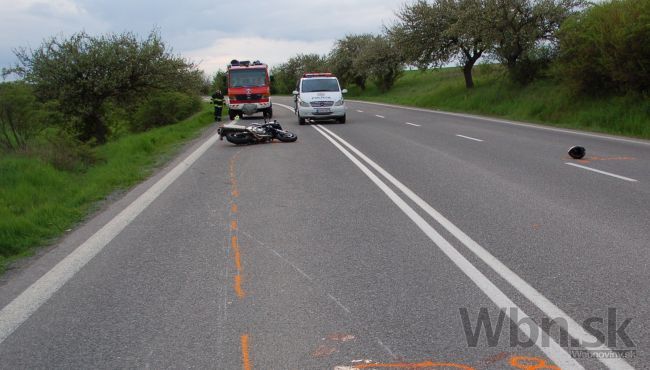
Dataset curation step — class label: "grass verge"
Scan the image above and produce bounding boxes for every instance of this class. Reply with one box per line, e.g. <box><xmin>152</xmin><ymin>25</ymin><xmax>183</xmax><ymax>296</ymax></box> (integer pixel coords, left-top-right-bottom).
<box><xmin>347</xmin><ymin>67</ymin><xmax>650</xmax><ymax>139</ymax></box>
<box><xmin>0</xmin><ymin>103</ymin><xmax>215</xmax><ymax>273</ymax></box>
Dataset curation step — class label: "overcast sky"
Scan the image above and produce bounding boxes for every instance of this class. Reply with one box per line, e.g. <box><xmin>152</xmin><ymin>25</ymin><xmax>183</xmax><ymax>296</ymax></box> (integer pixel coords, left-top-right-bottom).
<box><xmin>0</xmin><ymin>0</ymin><xmax>405</xmax><ymax>77</ymax></box>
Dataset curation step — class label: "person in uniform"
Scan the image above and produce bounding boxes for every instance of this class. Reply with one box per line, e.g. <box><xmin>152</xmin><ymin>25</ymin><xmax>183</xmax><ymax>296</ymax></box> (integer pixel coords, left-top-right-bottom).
<box><xmin>211</xmin><ymin>90</ymin><xmax>224</xmax><ymax>122</ymax></box>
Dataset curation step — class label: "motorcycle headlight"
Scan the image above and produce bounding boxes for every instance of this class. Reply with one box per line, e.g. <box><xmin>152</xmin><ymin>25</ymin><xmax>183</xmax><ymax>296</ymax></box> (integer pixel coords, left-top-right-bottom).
<box><xmin>299</xmin><ymin>100</ymin><xmax>310</xmax><ymax>107</ymax></box>
<box><xmin>334</xmin><ymin>99</ymin><xmax>345</xmax><ymax>106</ymax></box>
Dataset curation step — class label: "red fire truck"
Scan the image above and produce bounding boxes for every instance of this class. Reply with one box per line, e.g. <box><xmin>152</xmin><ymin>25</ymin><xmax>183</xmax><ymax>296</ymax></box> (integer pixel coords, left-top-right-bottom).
<box><xmin>226</xmin><ymin>60</ymin><xmax>272</xmax><ymax>120</ymax></box>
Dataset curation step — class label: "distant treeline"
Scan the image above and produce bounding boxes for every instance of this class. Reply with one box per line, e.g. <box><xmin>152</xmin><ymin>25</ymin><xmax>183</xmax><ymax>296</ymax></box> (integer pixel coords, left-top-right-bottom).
<box><xmin>1</xmin><ymin>30</ymin><xmax>209</xmax><ymax>171</ymax></box>
<box><xmin>269</xmin><ymin>0</ymin><xmax>650</xmax><ymax>97</ymax></box>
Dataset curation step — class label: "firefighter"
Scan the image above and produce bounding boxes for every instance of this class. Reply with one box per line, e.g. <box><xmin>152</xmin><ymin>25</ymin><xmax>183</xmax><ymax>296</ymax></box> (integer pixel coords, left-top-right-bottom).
<box><xmin>211</xmin><ymin>90</ymin><xmax>224</xmax><ymax>122</ymax></box>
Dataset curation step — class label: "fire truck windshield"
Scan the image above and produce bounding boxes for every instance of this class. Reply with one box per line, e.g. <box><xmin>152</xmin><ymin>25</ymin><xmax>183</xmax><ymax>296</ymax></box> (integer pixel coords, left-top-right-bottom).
<box><xmin>229</xmin><ymin>69</ymin><xmax>267</xmax><ymax>87</ymax></box>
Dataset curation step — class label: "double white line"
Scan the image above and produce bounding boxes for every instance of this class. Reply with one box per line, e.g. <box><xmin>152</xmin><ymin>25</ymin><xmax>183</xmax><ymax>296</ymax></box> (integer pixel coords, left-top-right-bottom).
<box><xmin>311</xmin><ymin>124</ymin><xmax>633</xmax><ymax>370</ymax></box>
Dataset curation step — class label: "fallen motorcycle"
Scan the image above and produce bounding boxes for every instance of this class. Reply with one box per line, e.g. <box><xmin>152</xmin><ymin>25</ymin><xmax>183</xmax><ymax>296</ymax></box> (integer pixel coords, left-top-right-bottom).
<box><xmin>217</xmin><ymin>120</ymin><xmax>297</xmax><ymax>145</ymax></box>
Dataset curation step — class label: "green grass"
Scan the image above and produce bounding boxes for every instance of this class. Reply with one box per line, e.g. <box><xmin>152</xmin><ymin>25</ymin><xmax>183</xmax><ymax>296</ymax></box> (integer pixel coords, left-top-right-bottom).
<box><xmin>0</xmin><ymin>103</ymin><xmax>215</xmax><ymax>272</ymax></box>
<box><xmin>347</xmin><ymin>67</ymin><xmax>650</xmax><ymax>139</ymax></box>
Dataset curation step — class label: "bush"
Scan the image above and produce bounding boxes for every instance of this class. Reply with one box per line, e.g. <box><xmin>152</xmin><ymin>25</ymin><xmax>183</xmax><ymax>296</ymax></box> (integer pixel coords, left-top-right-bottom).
<box><xmin>557</xmin><ymin>0</ymin><xmax>650</xmax><ymax>94</ymax></box>
<box><xmin>0</xmin><ymin>82</ymin><xmax>41</xmax><ymax>151</ymax></box>
<box><xmin>131</xmin><ymin>92</ymin><xmax>201</xmax><ymax>131</ymax></box>
<box><xmin>29</xmin><ymin>129</ymin><xmax>97</xmax><ymax>172</ymax></box>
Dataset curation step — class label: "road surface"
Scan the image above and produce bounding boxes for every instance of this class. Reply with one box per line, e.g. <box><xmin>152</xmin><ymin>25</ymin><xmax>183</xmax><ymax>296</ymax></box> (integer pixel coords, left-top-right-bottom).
<box><xmin>0</xmin><ymin>97</ymin><xmax>648</xmax><ymax>369</ymax></box>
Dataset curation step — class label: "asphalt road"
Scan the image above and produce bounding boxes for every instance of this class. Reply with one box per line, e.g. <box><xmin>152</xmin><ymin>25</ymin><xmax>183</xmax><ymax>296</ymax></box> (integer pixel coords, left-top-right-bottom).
<box><xmin>0</xmin><ymin>97</ymin><xmax>648</xmax><ymax>369</ymax></box>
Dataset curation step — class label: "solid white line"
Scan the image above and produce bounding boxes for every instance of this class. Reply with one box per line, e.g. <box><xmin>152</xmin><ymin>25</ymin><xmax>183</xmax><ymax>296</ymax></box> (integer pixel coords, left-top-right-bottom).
<box><xmin>566</xmin><ymin>163</ymin><xmax>638</xmax><ymax>182</ymax></box>
<box><xmin>456</xmin><ymin>134</ymin><xmax>483</xmax><ymax>142</ymax></box>
<box><xmin>375</xmin><ymin>115</ymin><xmax>385</xmax><ymax>119</ymax></box>
<box><xmin>316</xmin><ymin>125</ymin><xmax>634</xmax><ymax>370</ymax></box>
<box><xmin>350</xmin><ymin>100</ymin><xmax>650</xmax><ymax>146</ymax></box>
<box><xmin>275</xmin><ymin>102</ymin><xmax>296</xmax><ymax>113</ymax></box>
<box><xmin>312</xmin><ymin>125</ymin><xmax>585</xmax><ymax>369</ymax></box>
<box><xmin>0</xmin><ymin>127</ymin><xmax>224</xmax><ymax>345</ymax></box>
<box><xmin>405</xmin><ymin>122</ymin><xmax>421</xmax><ymax>127</ymax></box>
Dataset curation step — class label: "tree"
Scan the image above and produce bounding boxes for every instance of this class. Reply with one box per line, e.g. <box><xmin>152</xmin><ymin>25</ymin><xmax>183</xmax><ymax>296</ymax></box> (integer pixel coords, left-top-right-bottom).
<box><xmin>389</xmin><ymin>0</ymin><xmax>494</xmax><ymax>88</ymax></box>
<box><xmin>271</xmin><ymin>54</ymin><xmax>329</xmax><ymax>94</ymax></box>
<box><xmin>488</xmin><ymin>0</ymin><xmax>584</xmax><ymax>83</ymax></box>
<box><xmin>557</xmin><ymin>0</ymin><xmax>650</xmax><ymax>94</ymax></box>
<box><xmin>329</xmin><ymin>34</ymin><xmax>374</xmax><ymax>90</ymax></box>
<box><xmin>211</xmin><ymin>70</ymin><xmax>227</xmax><ymax>93</ymax></box>
<box><xmin>0</xmin><ymin>82</ymin><xmax>42</xmax><ymax>151</ymax></box>
<box><xmin>359</xmin><ymin>35</ymin><xmax>405</xmax><ymax>92</ymax></box>
<box><xmin>6</xmin><ymin>30</ymin><xmax>200</xmax><ymax>144</ymax></box>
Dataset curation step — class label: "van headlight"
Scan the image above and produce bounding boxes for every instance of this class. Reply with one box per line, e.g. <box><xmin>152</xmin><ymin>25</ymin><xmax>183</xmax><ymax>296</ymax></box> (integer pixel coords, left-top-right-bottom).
<box><xmin>334</xmin><ymin>99</ymin><xmax>345</xmax><ymax>106</ymax></box>
<box><xmin>299</xmin><ymin>100</ymin><xmax>310</xmax><ymax>107</ymax></box>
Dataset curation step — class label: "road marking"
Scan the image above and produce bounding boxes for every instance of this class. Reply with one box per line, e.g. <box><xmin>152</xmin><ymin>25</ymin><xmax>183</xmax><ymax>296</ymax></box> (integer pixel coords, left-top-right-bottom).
<box><xmin>375</xmin><ymin>115</ymin><xmax>385</xmax><ymax>119</ymax></box>
<box><xmin>565</xmin><ymin>162</ymin><xmax>638</xmax><ymax>182</ymax></box>
<box><xmin>405</xmin><ymin>122</ymin><xmax>421</xmax><ymax>127</ymax></box>
<box><xmin>241</xmin><ymin>334</ymin><xmax>252</xmax><ymax>370</ymax></box>
<box><xmin>0</xmin><ymin>125</ymin><xmax>225</xmax><ymax>345</ymax></box>
<box><xmin>353</xmin><ymin>361</ymin><xmax>475</xmax><ymax>369</ymax></box>
<box><xmin>233</xmin><ymin>275</ymin><xmax>245</xmax><ymax>299</ymax></box>
<box><xmin>357</xmin><ymin>110</ymin><xmax>364</xmax><ymax>113</ymax></box>
<box><xmin>228</xmin><ymin>155</ymin><xmax>246</xmax><ymax>300</ymax></box>
<box><xmin>311</xmin><ymin>125</ymin><xmax>584</xmax><ymax>370</ymax></box>
<box><xmin>280</xmin><ymin>100</ymin><xmax>633</xmax><ymax>369</ymax></box>
<box><xmin>456</xmin><ymin>134</ymin><xmax>483</xmax><ymax>142</ymax></box>
<box><xmin>349</xmin><ymin>100</ymin><xmax>650</xmax><ymax>146</ymax></box>
<box><xmin>275</xmin><ymin>102</ymin><xmax>296</xmax><ymax>113</ymax></box>
<box><xmin>241</xmin><ymin>230</ymin><xmax>353</xmax><ymax>315</ymax></box>
<box><xmin>510</xmin><ymin>356</ymin><xmax>560</xmax><ymax>370</ymax></box>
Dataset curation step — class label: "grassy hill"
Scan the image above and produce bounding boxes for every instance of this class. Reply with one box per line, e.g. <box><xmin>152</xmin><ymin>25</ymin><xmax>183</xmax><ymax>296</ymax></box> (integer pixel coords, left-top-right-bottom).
<box><xmin>346</xmin><ymin>66</ymin><xmax>650</xmax><ymax>139</ymax></box>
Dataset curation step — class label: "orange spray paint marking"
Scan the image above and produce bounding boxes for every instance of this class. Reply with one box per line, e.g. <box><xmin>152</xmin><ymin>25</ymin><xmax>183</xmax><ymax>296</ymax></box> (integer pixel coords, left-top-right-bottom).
<box><xmin>509</xmin><ymin>356</ymin><xmax>561</xmax><ymax>370</ymax></box>
<box><xmin>234</xmin><ymin>250</ymin><xmax>242</xmax><ymax>271</ymax></box>
<box><xmin>231</xmin><ymin>203</ymin><xmax>238</xmax><ymax>214</ymax></box>
<box><xmin>234</xmin><ymin>274</ymin><xmax>245</xmax><ymax>298</ymax></box>
<box><xmin>355</xmin><ymin>361</ymin><xmax>475</xmax><ymax>369</ymax></box>
<box><xmin>231</xmin><ymin>220</ymin><xmax>238</xmax><ymax>231</ymax></box>
<box><xmin>241</xmin><ymin>334</ymin><xmax>252</xmax><ymax>370</ymax></box>
<box><xmin>231</xmin><ymin>236</ymin><xmax>243</xmax><ymax>271</ymax></box>
<box><xmin>231</xmin><ymin>236</ymin><xmax>244</xmax><ymax>298</ymax></box>
<box><xmin>232</xmin><ymin>189</ymin><xmax>240</xmax><ymax>197</ymax></box>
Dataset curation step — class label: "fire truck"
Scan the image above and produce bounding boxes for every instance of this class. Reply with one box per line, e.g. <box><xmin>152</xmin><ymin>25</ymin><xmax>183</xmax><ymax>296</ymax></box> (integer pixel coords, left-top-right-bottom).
<box><xmin>226</xmin><ymin>60</ymin><xmax>272</xmax><ymax>120</ymax></box>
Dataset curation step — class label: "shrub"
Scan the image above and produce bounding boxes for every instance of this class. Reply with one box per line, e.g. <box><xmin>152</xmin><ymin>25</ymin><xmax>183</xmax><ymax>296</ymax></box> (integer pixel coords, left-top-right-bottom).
<box><xmin>557</xmin><ymin>0</ymin><xmax>650</xmax><ymax>94</ymax></box>
<box><xmin>131</xmin><ymin>92</ymin><xmax>201</xmax><ymax>131</ymax></box>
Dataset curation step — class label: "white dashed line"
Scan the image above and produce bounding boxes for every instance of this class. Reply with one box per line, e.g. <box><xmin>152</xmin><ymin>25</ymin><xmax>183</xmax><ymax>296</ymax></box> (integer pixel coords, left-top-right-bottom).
<box><xmin>456</xmin><ymin>134</ymin><xmax>484</xmax><ymax>142</ymax></box>
<box><xmin>405</xmin><ymin>122</ymin><xmax>421</xmax><ymax>127</ymax></box>
<box><xmin>375</xmin><ymin>115</ymin><xmax>385</xmax><ymax>119</ymax></box>
<box><xmin>356</xmin><ymin>110</ymin><xmax>364</xmax><ymax>113</ymax></box>
<box><xmin>565</xmin><ymin>163</ymin><xmax>638</xmax><ymax>182</ymax></box>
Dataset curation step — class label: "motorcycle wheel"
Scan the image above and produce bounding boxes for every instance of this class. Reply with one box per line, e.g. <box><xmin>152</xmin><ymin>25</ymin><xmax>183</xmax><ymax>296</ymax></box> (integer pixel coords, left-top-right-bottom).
<box><xmin>225</xmin><ymin>132</ymin><xmax>254</xmax><ymax>145</ymax></box>
<box><xmin>275</xmin><ymin>130</ymin><xmax>298</xmax><ymax>142</ymax></box>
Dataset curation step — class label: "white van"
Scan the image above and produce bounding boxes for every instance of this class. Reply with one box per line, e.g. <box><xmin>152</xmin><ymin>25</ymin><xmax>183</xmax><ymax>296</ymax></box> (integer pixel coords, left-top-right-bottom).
<box><xmin>293</xmin><ymin>73</ymin><xmax>347</xmax><ymax>124</ymax></box>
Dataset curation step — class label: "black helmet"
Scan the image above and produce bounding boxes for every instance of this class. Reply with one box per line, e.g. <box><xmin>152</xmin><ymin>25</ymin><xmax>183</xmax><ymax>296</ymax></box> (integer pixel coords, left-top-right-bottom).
<box><xmin>568</xmin><ymin>146</ymin><xmax>586</xmax><ymax>159</ymax></box>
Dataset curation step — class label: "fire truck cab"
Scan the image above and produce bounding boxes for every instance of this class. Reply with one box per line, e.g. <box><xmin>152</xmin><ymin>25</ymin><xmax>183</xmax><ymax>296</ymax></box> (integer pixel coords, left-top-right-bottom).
<box><xmin>226</xmin><ymin>60</ymin><xmax>272</xmax><ymax>120</ymax></box>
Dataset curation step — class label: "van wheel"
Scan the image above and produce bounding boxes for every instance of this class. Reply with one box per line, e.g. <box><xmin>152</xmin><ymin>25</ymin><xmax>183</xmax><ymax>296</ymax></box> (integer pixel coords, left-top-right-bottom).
<box><xmin>298</xmin><ymin>115</ymin><xmax>306</xmax><ymax>125</ymax></box>
<box><xmin>338</xmin><ymin>115</ymin><xmax>346</xmax><ymax>124</ymax></box>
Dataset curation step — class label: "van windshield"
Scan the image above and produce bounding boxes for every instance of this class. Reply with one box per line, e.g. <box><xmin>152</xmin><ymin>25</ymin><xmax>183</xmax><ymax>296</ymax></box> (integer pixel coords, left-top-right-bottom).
<box><xmin>301</xmin><ymin>79</ymin><xmax>340</xmax><ymax>93</ymax></box>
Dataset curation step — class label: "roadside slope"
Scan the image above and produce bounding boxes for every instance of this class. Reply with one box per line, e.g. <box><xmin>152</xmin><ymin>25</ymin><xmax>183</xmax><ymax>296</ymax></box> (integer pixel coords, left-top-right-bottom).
<box><xmin>346</xmin><ymin>67</ymin><xmax>650</xmax><ymax>139</ymax></box>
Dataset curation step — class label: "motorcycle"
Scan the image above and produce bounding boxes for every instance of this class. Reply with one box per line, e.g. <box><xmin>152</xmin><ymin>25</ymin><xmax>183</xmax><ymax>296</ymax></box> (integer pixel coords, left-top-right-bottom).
<box><xmin>218</xmin><ymin>119</ymin><xmax>298</xmax><ymax>145</ymax></box>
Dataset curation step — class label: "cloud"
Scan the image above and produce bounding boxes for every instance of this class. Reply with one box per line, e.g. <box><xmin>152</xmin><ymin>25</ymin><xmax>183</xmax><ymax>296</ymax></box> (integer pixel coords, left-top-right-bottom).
<box><xmin>1</xmin><ymin>0</ymin><xmax>404</xmax><ymax>74</ymax></box>
<box><xmin>185</xmin><ymin>37</ymin><xmax>335</xmax><ymax>76</ymax></box>
<box><xmin>0</xmin><ymin>0</ymin><xmax>107</xmax><ymax>69</ymax></box>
